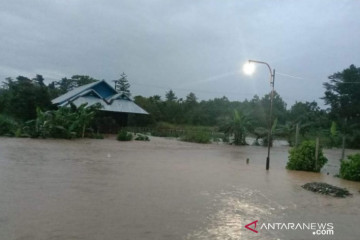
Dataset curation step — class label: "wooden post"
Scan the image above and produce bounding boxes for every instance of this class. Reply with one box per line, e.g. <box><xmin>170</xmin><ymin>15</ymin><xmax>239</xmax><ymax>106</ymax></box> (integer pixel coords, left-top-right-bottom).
<box><xmin>341</xmin><ymin>135</ymin><xmax>346</xmax><ymax>161</ymax></box>
<box><xmin>295</xmin><ymin>123</ymin><xmax>300</xmax><ymax>146</ymax></box>
<box><xmin>315</xmin><ymin>137</ymin><xmax>319</xmax><ymax>171</ymax></box>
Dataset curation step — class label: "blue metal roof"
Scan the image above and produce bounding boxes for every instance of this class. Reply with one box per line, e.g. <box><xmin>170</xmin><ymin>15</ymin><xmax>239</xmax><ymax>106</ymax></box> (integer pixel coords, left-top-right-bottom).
<box><xmin>52</xmin><ymin>80</ymin><xmax>116</xmax><ymax>105</ymax></box>
<box><xmin>102</xmin><ymin>99</ymin><xmax>148</xmax><ymax>114</ymax></box>
<box><xmin>53</xmin><ymin>80</ymin><xmax>148</xmax><ymax>114</ymax></box>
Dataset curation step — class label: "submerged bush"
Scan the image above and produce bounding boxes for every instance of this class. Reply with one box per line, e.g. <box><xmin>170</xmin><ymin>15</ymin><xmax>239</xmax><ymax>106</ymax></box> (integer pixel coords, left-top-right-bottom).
<box><xmin>286</xmin><ymin>140</ymin><xmax>328</xmax><ymax>172</ymax></box>
<box><xmin>340</xmin><ymin>154</ymin><xmax>360</xmax><ymax>181</ymax></box>
<box><xmin>117</xmin><ymin>130</ymin><xmax>133</xmax><ymax>141</ymax></box>
<box><xmin>181</xmin><ymin>130</ymin><xmax>211</xmax><ymax>144</ymax></box>
<box><xmin>134</xmin><ymin>133</ymin><xmax>150</xmax><ymax>141</ymax></box>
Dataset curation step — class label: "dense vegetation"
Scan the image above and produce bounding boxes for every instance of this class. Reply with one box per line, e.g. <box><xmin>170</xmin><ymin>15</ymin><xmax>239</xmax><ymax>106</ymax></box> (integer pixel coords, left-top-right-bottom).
<box><xmin>0</xmin><ymin>65</ymin><xmax>359</xmax><ymax>149</ymax></box>
<box><xmin>339</xmin><ymin>154</ymin><xmax>360</xmax><ymax>181</ymax></box>
<box><xmin>180</xmin><ymin>130</ymin><xmax>211</xmax><ymax>144</ymax></box>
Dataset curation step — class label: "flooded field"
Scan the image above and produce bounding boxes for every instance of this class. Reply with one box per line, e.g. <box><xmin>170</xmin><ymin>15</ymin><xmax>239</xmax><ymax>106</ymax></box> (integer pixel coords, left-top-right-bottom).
<box><xmin>0</xmin><ymin>137</ymin><xmax>359</xmax><ymax>240</ymax></box>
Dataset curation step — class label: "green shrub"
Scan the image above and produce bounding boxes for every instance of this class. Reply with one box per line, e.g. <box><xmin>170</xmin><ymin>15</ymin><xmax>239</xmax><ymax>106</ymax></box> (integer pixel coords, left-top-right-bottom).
<box><xmin>15</xmin><ymin>128</ymin><xmax>22</xmax><ymax>137</ymax></box>
<box><xmin>90</xmin><ymin>133</ymin><xmax>104</xmax><ymax>139</ymax></box>
<box><xmin>0</xmin><ymin>114</ymin><xmax>18</xmax><ymax>136</ymax></box>
<box><xmin>181</xmin><ymin>130</ymin><xmax>211</xmax><ymax>144</ymax></box>
<box><xmin>339</xmin><ymin>154</ymin><xmax>360</xmax><ymax>181</ymax></box>
<box><xmin>286</xmin><ymin>140</ymin><xmax>328</xmax><ymax>172</ymax></box>
<box><xmin>14</xmin><ymin>128</ymin><xmax>30</xmax><ymax>138</ymax></box>
<box><xmin>117</xmin><ymin>130</ymin><xmax>133</xmax><ymax>141</ymax></box>
<box><xmin>135</xmin><ymin>133</ymin><xmax>150</xmax><ymax>141</ymax></box>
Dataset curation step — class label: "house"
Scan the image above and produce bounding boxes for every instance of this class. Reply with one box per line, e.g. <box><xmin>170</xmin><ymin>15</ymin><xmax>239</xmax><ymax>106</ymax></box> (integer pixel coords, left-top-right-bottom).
<box><xmin>52</xmin><ymin>80</ymin><xmax>148</xmax><ymax>130</ymax></box>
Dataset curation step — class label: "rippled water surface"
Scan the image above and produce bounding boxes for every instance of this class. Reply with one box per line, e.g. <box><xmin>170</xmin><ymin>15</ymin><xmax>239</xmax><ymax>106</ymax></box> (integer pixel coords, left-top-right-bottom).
<box><xmin>0</xmin><ymin>137</ymin><xmax>359</xmax><ymax>240</ymax></box>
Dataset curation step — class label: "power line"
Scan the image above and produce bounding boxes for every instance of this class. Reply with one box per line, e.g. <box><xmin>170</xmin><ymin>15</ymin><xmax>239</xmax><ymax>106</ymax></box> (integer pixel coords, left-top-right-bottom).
<box><xmin>276</xmin><ymin>71</ymin><xmax>306</xmax><ymax>80</ymax></box>
<box><xmin>277</xmin><ymin>71</ymin><xmax>360</xmax><ymax>84</ymax></box>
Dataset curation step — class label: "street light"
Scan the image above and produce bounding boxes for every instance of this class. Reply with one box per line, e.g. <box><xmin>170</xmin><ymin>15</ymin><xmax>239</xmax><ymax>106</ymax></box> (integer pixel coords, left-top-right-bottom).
<box><xmin>243</xmin><ymin>60</ymin><xmax>275</xmax><ymax>170</ymax></box>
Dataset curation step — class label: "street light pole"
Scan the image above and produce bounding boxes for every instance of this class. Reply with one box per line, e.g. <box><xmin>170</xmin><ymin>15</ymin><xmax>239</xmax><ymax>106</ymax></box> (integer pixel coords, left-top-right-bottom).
<box><xmin>248</xmin><ymin>60</ymin><xmax>275</xmax><ymax>170</ymax></box>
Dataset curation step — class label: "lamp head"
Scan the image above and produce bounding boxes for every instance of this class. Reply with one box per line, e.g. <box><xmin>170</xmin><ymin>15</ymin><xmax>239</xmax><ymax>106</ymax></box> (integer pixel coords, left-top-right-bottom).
<box><xmin>243</xmin><ymin>61</ymin><xmax>255</xmax><ymax>75</ymax></box>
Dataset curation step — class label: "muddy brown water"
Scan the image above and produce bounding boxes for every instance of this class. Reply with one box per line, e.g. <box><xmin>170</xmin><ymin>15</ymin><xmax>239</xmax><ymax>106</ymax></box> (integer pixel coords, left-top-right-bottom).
<box><xmin>0</xmin><ymin>137</ymin><xmax>359</xmax><ymax>240</ymax></box>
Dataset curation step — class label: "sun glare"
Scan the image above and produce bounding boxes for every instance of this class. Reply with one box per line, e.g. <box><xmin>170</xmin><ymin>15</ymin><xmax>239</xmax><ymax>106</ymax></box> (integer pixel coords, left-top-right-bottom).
<box><xmin>243</xmin><ymin>62</ymin><xmax>255</xmax><ymax>75</ymax></box>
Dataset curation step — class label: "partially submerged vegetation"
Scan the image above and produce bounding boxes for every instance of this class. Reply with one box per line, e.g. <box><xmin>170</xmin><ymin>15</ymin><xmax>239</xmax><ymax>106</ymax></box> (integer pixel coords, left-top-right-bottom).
<box><xmin>302</xmin><ymin>182</ymin><xmax>352</xmax><ymax>198</ymax></box>
<box><xmin>180</xmin><ymin>130</ymin><xmax>211</xmax><ymax>144</ymax></box>
<box><xmin>220</xmin><ymin>110</ymin><xmax>251</xmax><ymax>145</ymax></box>
<box><xmin>0</xmin><ymin>114</ymin><xmax>18</xmax><ymax>136</ymax></box>
<box><xmin>0</xmin><ymin>65</ymin><xmax>360</xmax><ymax>153</ymax></box>
<box><xmin>124</xmin><ymin>122</ymin><xmax>216</xmax><ymax>143</ymax></box>
<box><xmin>340</xmin><ymin>154</ymin><xmax>360</xmax><ymax>182</ymax></box>
<box><xmin>134</xmin><ymin>133</ymin><xmax>150</xmax><ymax>141</ymax></box>
<box><xmin>286</xmin><ymin>141</ymin><xmax>328</xmax><ymax>172</ymax></box>
<box><xmin>0</xmin><ymin>103</ymin><xmax>100</xmax><ymax>139</ymax></box>
<box><xmin>117</xmin><ymin>130</ymin><xmax>133</xmax><ymax>141</ymax></box>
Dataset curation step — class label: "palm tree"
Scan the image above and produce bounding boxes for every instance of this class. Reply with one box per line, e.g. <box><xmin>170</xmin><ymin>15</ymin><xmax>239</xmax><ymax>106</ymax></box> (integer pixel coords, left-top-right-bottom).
<box><xmin>221</xmin><ymin>110</ymin><xmax>252</xmax><ymax>145</ymax></box>
<box><xmin>276</xmin><ymin>121</ymin><xmax>296</xmax><ymax>146</ymax></box>
<box><xmin>70</xmin><ymin>103</ymin><xmax>101</xmax><ymax>138</ymax></box>
<box><xmin>253</xmin><ymin>127</ymin><xmax>267</xmax><ymax>146</ymax></box>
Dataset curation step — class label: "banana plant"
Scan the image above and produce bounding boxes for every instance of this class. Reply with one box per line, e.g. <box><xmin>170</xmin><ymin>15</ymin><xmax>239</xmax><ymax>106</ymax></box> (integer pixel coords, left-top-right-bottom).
<box><xmin>27</xmin><ymin>103</ymin><xmax>100</xmax><ymax>139</ymax></box>
<box><xmin>220</xmin><ymin>110</ymin><xmax>252</xmax><ymax>145</ymax></box>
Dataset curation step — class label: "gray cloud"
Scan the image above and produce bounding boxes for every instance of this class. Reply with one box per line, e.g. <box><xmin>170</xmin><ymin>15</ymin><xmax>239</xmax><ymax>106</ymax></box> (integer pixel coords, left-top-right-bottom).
<box><xmin>1</xmin><ymin>0</ymin><xmax>359</xmax><ymax>107</ymax></box>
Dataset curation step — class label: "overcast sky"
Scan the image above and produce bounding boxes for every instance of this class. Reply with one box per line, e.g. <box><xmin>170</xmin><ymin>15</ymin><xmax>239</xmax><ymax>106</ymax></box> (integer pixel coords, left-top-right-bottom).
<box><xmin>1</xmin><ymin>0</ymin><xmax>359</xmax><ymax>107</ymax></box>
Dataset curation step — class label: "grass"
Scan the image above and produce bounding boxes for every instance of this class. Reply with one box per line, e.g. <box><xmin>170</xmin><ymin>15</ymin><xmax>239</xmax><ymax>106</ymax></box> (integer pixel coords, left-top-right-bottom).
<box><xmin>180</xmin><ymin>130</ymin><xmax>211</xmax><ymax>144</ymax></box>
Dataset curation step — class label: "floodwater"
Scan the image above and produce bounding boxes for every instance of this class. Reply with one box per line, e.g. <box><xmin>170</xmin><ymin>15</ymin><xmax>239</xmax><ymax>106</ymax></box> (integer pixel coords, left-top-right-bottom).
<box><xmin>0</xmin><ymin>137</ymin><xmax>359</xmax><ymax>240</ymax></box>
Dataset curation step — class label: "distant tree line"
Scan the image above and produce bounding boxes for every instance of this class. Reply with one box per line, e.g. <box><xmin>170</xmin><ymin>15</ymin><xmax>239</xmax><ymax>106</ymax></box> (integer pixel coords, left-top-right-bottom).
<box><xmin>0</xmin><ymin>65</ymin><xmax>359</xmax><ymax>148</ymax></box>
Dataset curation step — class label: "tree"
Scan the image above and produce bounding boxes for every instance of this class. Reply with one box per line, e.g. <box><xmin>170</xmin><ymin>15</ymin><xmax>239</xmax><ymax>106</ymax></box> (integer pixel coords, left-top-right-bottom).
<box><xmin>275</xmin><ymin>122</ymin><xmax>295</xmax><ymax>146</ymax></box>
<box><xmin>289</xmin><ymin>101</ymin><xmax>319</xmax><ymax>123</ymax></box>
<box><xmin>323</xmin><ymin>64</ymin><xmax>360</xmax><ymax>122</ymax></box>
<box><xmin>32</xmin><ymin>74</ymin><xmax>45</xmax><ymax>87</ymax></box>
<box><xmin>48</xmin><ymin>81</ymin><xmax>60</xmax><ymax>99</ymax></box>
<box><xmin>165</xmin><ymin>89</ymin><xmax>177</xmax><ymax>102</ymax></box>
<box><xmin>287</xmin><ymin>101</ymin><xmax>329</xmax><ymax>137</ymax></box>
<box><xmin>163</xmin><ymin>90</ymin><xmax>181</xmax><ymax>123</ymax></box>
<box><xmin>113</xmin><ymin>72</ymin><xmax>131</xmax><ymax>96</ymax></box>
<box><xmin>323</xmin><ymin>65</ymin><xmax>360</xmax><ymax>148</ymax></box>
<box><xmin>55</xmin><ymin>77</ymin><xmax>77</xmax><ymax>94</ymax></box>
<box><xmin>246</xmin><ymin>95</ymin><xmax>266</xmax><ymax>127</ymax></box>
<box><xmin>261</xmin><ymin>91</ymin><xmax>287</xmax><ymax>125</ymax></box>
<box><xmin>221</xmin><ymin>110</ymin><xmax>252</xmax><ymax>145</ymax></box>
<box><xmin>74</xmin><ymin>103</ymin><xmax>99</xmax><ymax>138</ymax></box>
<box><xmin>53</xmin><ymin>75</ymin><xmax>98</xmax><ymax>95</ymax></box>
<box><xmin>185</xmin><ymin>92</ymin><xmax>197</xmax><ymax>104</ymax></box>
<box><xmin>1</xmin><ymin>76</ymin><xmax>51</xmax><ymax>120</ymax></box>
<box><xmin>71</xmin><ymin>75</ymin><xmax>97</xmax><ymax>87</ymax></box>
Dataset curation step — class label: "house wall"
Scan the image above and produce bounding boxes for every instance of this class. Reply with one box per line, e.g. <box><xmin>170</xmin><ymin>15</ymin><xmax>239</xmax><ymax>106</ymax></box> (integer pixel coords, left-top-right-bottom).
<box><xmin>93</xmin><ymin>111</ymin><xmax>129</xmax><ymax>134</ymax></box>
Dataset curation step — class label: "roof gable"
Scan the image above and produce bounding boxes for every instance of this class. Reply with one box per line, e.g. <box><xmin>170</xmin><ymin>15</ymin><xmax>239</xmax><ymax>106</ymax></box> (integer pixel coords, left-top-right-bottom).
<box><xmin>52</xmin><ymin>80</ymin><xmax>116</xmax><ymax>105</ymax></box>
<box><xmin>107</xmin><ymin>92</ymin><xmax>132</xmax><ymax>102</ymax></box>
<box><xmin>52</xmin><ymin>80</ymin><xmax>148</xmax><ymax>114</ymax></box>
